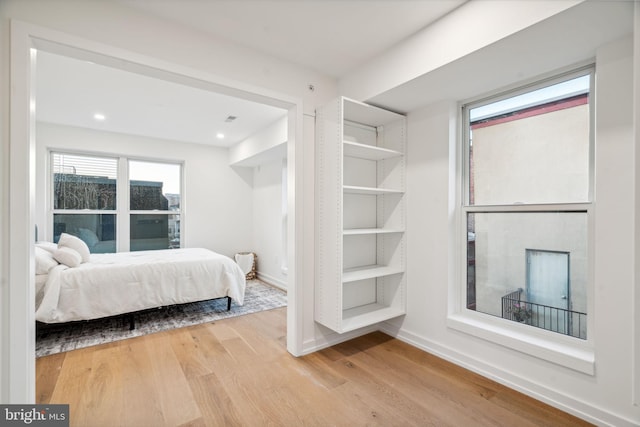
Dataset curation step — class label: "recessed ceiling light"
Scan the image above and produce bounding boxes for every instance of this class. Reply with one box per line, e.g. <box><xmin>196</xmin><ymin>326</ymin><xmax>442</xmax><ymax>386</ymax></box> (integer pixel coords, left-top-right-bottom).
<box><xmin>216</xmin><ymin>133</ymin><xmax>225</xmax><ymax>140</ymax></box>
<box><xmin>93</xmin><ymin>113</ymin><xmax>106</xmax><ymax>121</ymax></box>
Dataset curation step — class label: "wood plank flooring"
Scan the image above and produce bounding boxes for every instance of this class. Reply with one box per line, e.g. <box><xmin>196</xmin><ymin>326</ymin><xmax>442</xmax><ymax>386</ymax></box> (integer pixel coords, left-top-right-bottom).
<box><xmin>36</xmin><ymin>307</ymin><xmax>592</xmax><ymax>426</ymax></box>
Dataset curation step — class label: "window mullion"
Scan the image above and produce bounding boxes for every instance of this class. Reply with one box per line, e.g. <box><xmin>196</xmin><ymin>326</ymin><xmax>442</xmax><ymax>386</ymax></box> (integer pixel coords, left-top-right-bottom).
<box><xmin>117</xmin><ymin>157</ymin><xmax>130</xmax><ymax>252</ymax></box>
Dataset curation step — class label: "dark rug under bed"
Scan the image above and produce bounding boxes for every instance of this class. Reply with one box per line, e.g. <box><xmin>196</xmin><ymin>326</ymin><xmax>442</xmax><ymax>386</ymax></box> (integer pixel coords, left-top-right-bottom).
<box><xmin>36</xmin><ymin>279</ymin><xmax>287</xmax><ymax>357</ymax></box>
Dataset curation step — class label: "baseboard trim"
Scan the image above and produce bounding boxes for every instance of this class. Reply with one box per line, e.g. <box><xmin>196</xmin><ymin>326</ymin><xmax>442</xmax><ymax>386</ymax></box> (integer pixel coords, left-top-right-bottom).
<box><xmin>256</xmin><ymin>272</ymin><xmax>287</xmax><ymax>290</ymax></box>
<box><xmin>379</xmin><ymin>322</ymin><xmax>637</xmax><ymax>427</ymax></box>
<box><xmin>301</xmin><ymin>324</ymin><xmax>379</xmax><ymax>356</ymax></box>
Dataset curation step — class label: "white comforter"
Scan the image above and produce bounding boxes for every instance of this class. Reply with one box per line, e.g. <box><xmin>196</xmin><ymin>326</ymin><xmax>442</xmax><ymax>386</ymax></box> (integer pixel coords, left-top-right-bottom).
<box><xmin>36</xmin><ymin>248</ymin><xmax>246</xmax><ymax>323</ymax></box>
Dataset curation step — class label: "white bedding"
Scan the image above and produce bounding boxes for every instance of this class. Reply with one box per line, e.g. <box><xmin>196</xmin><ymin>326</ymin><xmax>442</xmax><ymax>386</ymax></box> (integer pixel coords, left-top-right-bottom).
<box><xmin>36</xmin><ymin>248</ymin><xmax>246</xmax><ymax>323</ymax></box>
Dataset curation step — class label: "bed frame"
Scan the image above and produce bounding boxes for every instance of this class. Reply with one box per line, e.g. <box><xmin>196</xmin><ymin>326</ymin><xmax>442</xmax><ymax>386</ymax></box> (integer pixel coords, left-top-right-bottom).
<box><xmin>36</xmin><ymin>295</ymin><xmax>233</xmax><ymax>332</ymax></box>
<box><xmin>125</xmin><ymin>295</ymin><xmax>232</xmax><ymax>330</ymax></box>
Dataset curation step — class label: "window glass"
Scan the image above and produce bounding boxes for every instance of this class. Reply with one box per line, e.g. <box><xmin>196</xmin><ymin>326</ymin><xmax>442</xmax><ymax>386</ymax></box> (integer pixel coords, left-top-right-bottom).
<box><xmin>130</xmin><ymin>214</ymin><xmax>179</xmax><ymax>251</ymax></box>
<box><xmin>53</xmin><ymin>213</ymin><xmax>116</xmax><ymax>253</ymax></box>
<box><xmin>129</xmin><ymin>160</ymin><xmax>181</xmax><ymax>211</ymax></box>
<box><xmin>128</xmin><ymin>160</ymin><xmax>181</xmax><ymax>251</ymax></box>
<box><xmin>468</xmin><ymin>75</ymin><xmax>590</xmax><ymax>205</ymax></box>
<box><xmin>463</xmin><ymin>70</ymin><xmax>592</xmax><ymax>340</ymax></box>
<box><xmin>53</xmin><ymin>153</ymin><xmax>117</xmax><ymax>210</ymax></box>
<box><xmin>467</xmin><ymin>212</ymin><xmax>587</xmax><ymax>339</ymax></box>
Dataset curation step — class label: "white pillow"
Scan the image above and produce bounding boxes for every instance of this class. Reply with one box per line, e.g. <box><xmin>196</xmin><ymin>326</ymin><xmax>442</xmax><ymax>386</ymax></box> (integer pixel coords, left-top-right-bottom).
<box><xmin>58</xmin><ymin>233</ymin><xmax>90</xmax><ymax>263</ymax></box>
<box><xmin>35</xmin><ymin>247</ymin><xmax>59</xmax><ymax>274</ymax></box>
<box><xmin>35</xmin><ymin>241</ymin><xmax>58</xmax><ymax>255</ymax></box>
<box><xmin>53</xmin><ymin>246</ymin><xmax>82</xmax><ymax>268</ymax></box>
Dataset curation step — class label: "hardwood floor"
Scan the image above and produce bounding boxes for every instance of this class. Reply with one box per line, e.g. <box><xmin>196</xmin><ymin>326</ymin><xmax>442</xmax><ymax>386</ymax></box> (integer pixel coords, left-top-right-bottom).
<box><xmin>37</xmin><ymin>307</ymin><xmax>591</xmax><ymax>426</ymax></box>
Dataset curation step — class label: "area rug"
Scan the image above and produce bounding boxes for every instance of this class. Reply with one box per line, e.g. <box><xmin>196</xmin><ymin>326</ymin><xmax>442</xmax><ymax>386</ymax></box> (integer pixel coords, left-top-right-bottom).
<box><xmin>36</xmin><ymin>280</ymin><xmax>287</xmax><ymax>357</ymax></box>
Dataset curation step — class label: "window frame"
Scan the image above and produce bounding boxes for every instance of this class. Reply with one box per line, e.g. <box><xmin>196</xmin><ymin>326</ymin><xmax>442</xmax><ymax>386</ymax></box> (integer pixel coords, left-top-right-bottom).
<box><xmin>127</xmin><ymin>158</ymin><xmax>183</xmax><ymax>251</ymax></box>
<box><xmin>50</xmin><ymin>151</ymin><xmax>119</xmax><ymax>250</ymax></box>
<box><xmin>49</xmin><ymin>150</ymin><xmax>184</xmax><ymax>252</ymax></box>
<box><xmin>447</xmin><ymin>65</ymin><xmax>596</xmax><ymax>374</ymax></box>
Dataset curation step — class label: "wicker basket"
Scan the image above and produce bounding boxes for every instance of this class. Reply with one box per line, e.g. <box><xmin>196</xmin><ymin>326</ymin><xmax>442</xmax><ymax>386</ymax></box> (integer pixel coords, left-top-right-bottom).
<box><xmin>235</xmin><ymin>252</ymin><xmax>257</xmax><ymax>280</ymax></box>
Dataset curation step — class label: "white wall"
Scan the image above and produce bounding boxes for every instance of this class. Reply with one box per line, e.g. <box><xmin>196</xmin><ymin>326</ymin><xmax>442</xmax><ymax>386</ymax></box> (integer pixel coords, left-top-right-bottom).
<box><xmin>229</xmin><ymin>117</ymin><xmax>287</xmax><ymax>167</ymax></box>
<box><xmin>382</xmin><ymin>37</ymin><xmax>639</xmax><ymax>426</ymax></box>
<box><xmin>252</xmin><ymin>158</ymin><xmax>287</xmax><ymax>289</ymax></box>
<box><xmin>35</xmin><ymin>122</ymin><xmax>254</xmax><ymax>258</ymax></box>
<box><xmin>230</xmin><ymin>117</ymin><xmax>288</xmax><ymax>288</ymax></box>
<box><xmin>633</xmin><ymin>0</ymin><xmax>640</xmax><ymax>408</ymax></box>
<box><xmin>0</xmin><ymin>11</ymin><xmax>10</xmax><ymax>406</ymax></box>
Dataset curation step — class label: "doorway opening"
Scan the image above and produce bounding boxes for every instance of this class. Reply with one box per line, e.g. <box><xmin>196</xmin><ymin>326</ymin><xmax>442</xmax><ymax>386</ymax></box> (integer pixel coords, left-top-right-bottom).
<box><xmin>8</xmin><ymin>22</ymin><xmax>303</xmax><ymax>402</ymax></box>
<box><xmin>526</xmin><ymin>249</ymin><xmax>570</xmax><ymax>334</ymax></box>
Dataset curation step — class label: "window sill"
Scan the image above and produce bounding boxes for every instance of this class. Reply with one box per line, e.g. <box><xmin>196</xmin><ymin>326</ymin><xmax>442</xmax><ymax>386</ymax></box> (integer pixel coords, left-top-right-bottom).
<box><xmin>447</xmin><ymin>312</ymin><xmax>595</xmax><ymax>375</ymax></box>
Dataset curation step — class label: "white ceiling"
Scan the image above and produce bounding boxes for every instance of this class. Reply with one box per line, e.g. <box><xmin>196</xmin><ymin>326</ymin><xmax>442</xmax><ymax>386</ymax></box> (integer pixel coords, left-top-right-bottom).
<box><xmin>120</xmin><ymin>0</ymin><xmax>467</xmax><ymax>78</ymax></box>
<box><xmin>36</xmin><ymin>0</ymin><xmax>466</xmax><ymax>148</ymax></box>
<box><xmin>36</xmin><ymin>51</ymin><xmax>288</xmax><ymax>148</ymax></box>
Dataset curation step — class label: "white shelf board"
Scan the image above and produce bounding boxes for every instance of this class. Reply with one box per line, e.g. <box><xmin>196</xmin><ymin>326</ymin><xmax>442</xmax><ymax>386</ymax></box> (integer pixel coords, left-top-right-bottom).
<box><xmin>341</xmin><ymin>304</ymin><xmax>406</xmax><ymax>332</ymax></box>
<box><xmin>343</xmin><ymin>141</ymin><xmax>402</xmax><ymax>161</ymax></box>
<box><xmin>343</xmin><ymin>185</ymin><xmax>403</xmax><ymax>195</ymax></box>
<box><xmin>342</xmin><ymin>265</ymin><xmax>404</xmax><ymax>283</ymax></box>
<box><xmin>343</xmin><ymin>98</ymin><xmax>403</xmax><ymax>127</ymax></box>
<box><xmin>343</xmin><ymin>228</ymin><xmax>404</xmax><ymax>235</ymax></box>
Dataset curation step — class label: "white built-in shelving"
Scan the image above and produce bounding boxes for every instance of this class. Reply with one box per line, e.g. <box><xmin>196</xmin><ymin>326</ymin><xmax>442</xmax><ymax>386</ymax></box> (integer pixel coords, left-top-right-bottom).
<box><xmin>343</xmin><ymin>185</ymin><xmax>403</xmax><ymax>195</ymax></box>
<box><xmin>342</xmin><ymin>228</ymin><xmax>404</xmax><ymax>235</ymax></box>
<box><xmin>342</xmin><ymin>265</ymin><xmax>405</xmax><ymax>283</ymax></box>
<box><xmin>343</xmin><ymin>141</ymin><xmax>402</xmax><ymax>160</ymax></box>
<box><xmin>315</xmin><ymin>96</ymin><xmax>406</xmax><ymax>333</ymax></box>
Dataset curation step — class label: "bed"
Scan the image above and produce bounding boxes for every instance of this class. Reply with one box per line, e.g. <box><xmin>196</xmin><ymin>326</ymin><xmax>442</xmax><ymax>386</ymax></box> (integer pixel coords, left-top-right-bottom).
<box><xmin>34</xmin><ymin>236</ymin><xmax>246</xmax><ymax>324</ymax></box>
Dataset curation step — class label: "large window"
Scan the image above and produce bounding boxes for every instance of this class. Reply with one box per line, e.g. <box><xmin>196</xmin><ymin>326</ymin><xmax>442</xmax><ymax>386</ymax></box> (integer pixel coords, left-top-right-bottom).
<box><xmin>462</xmin><ymin>69</ymin><xmax>593</xmax><ymax>340</ymax></box>
<box><xmin>51</xmin><ymin>152</ymin><xmax>182</xmax><ymax>252</ymax></box>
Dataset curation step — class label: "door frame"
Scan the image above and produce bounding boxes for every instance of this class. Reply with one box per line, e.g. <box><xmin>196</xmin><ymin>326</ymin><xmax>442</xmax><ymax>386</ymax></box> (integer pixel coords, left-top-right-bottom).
<box><xmin>7</xmin><ymin>20</ymin><xmax>305</xmax><ymax>403</ymax></box>
<box><xmin>525</xmin><ymin>248</ymin><xmax>571</xmax><ymax>333</ymax></box>
<box><xmin>525</xmin><ymin>248</ymin><xmax>571</xmax><ymax>308</ymax></box>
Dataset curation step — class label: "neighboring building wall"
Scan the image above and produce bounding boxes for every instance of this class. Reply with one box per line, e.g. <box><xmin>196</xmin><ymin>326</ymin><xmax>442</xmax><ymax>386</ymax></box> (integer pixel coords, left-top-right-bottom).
<box><xmin>473</xmin><ymin>212</ymin><xmax>588</xmax><ymax>317</ymax></box>
<box><xmin>129</xmin><ymin>180</ymin><xmax>168</xmax><ymax>210</ymax></box>
<box><xmin>54</xmin><ymin>175</ymin><xmax>169</xmax><ymax>211</ymax></box>
<box><xmin>472</xmin><ymin>103</ymin><xmax>589</xmax><ymax>205</ymax></box>
<box><xmin>471</xmin><ymin>102</ymin><xmax>589</xmax><ymax>318</ymax></box>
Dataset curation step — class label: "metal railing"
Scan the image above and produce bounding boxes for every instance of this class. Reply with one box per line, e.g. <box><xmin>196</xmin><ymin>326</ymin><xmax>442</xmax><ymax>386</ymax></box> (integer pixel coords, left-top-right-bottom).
<box><xmin>501</xmin><ymin>289</ymin><xmax>587</xmax><ymax>340</ymax></box>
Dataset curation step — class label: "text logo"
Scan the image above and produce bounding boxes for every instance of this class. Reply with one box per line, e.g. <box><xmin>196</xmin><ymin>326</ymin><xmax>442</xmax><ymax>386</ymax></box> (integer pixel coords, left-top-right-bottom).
<box><xmin>0</xmin><ymin>405</ymin><xmax>68</xmax><ymax>427</ymax></box>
